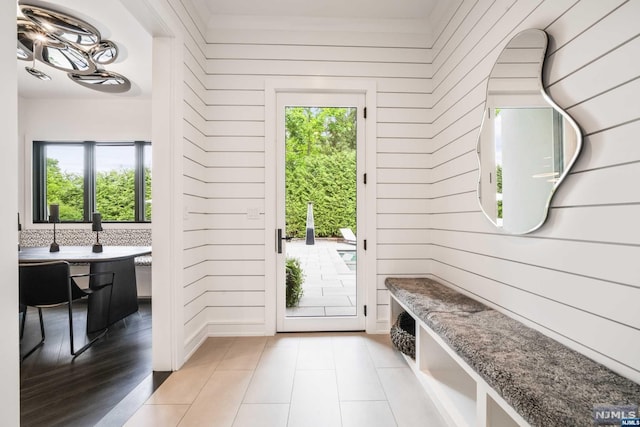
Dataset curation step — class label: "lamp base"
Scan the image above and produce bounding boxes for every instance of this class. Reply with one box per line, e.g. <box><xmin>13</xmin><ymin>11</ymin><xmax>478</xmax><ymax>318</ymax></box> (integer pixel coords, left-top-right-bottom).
<box><xmin>92</xmin><ymin>243</ymin><xmax>103</xmax><ymax>253</ymax></box>
<box><xmin>50</xmin><ymin>242</ymin><xmax>60</xmax><ymax>252</ymax></box>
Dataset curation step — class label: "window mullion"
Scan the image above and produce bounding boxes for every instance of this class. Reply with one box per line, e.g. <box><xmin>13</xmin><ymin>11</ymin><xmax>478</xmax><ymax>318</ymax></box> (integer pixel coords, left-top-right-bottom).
<box><xmin>85</xmin><ymin>142</ymin><xmax>96</xmax><ymax>222</ymax></box>
<box><xmin>33</xmin><ymin>142</ymin><xmax>46</xmax><ymax>222</ymax></box>
<box><xmin>134</xmin><ymin>141</ymin><xmax>144</xmax><ymax>222</ymax></box>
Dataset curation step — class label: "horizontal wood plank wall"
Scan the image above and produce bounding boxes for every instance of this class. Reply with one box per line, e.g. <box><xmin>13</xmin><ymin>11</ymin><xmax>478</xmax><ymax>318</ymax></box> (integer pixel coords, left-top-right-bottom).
<box><xmin>429</xmin><ymin>0</ymin><xmax>640</xmax><ymax>382</ymax></box>
<box><xmin>183</xmin><ymin>21</ymin><xmax>432</xmax><ymax>336</ymax></box>
<box><xmin>160</xmin><ymin>0</ymin><xmax>214</xmax><ymax>356</ymax></box>
<box><xmin>376</xmin><ymin>1</ymin><xmax>462</xmax><ymax>326</ymax></box>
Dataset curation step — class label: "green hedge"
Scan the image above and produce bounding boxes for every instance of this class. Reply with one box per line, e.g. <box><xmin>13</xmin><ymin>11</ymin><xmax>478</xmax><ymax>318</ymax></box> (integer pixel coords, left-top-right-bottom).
<box><xmin>285</xmin><ymin>150</ymin><xmax>356</xmax><ymax>238</ymax></box>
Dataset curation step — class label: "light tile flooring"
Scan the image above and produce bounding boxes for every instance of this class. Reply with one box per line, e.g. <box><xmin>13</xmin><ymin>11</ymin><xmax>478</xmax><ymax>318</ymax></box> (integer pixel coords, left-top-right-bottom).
<box><xmin>124</xmin><ymin>333</ymin><xmax>447</xmax><ymax>427</ymax></box>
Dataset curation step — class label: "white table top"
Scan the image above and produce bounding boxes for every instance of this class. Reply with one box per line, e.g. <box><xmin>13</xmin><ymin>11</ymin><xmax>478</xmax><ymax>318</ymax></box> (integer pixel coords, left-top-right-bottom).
<box><xmin>18</xmin><ymin>246</ymin><xmax>152</xmax><ymax>263</ymax></box>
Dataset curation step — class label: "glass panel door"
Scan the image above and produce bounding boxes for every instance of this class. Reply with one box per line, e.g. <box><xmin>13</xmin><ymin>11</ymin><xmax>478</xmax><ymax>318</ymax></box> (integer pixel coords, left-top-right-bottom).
<box><xmin>276</xmin><ymin>92</ymin><xmax>366</xmax><ymax>332</ymax></box>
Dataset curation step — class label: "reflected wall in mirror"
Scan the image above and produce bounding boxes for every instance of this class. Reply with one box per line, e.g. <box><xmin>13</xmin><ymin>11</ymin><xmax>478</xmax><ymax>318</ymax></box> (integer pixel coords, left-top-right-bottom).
<box><xmin>477</xmin><ymin>29</ymin><xmax>582</xmax><ymax>234</ymax></box>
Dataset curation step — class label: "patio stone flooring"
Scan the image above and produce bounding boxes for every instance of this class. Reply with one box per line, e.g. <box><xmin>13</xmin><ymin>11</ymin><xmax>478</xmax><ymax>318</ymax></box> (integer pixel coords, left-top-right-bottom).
<box><xmin>285</xmin><ymin>238</ymin><xmax>357</xmax><ymax>317</ymax></box>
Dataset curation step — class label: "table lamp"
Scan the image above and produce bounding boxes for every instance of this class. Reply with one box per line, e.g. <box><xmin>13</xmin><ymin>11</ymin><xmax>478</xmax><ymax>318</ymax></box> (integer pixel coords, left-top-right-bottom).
<box><xmin>92</xmin><ymin>212</ymin><xmax>103</xmax><ymax>253</ymax></box>
<box><xmin>49</xmin><ymin>203</ymin><xmax>60</xmax><ymax>252</ymax></box>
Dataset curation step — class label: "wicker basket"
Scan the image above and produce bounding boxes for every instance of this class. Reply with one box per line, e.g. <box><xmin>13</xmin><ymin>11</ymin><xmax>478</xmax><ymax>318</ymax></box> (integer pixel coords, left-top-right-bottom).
<box><xmin>390</xmin><ymin>311</ymin><xmax>416</xmax><ymax>359</ymax></box>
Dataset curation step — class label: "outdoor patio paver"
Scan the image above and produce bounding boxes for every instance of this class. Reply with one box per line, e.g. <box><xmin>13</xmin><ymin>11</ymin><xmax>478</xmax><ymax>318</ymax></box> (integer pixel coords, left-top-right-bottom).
<box><xmin>322</xmin><ymin>287</ymin><xmax>356</xmax><ymax>296</ymax></box>
<box><xmin>286</xmin><ymin>239</ymin><xmax>356</xmax><ymax>317</ymax></box>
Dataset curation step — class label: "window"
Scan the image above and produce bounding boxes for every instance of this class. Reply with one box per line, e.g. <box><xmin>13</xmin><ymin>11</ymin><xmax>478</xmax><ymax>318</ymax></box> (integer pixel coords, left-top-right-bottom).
<box><xmin>33</xmin><ymin>141</ymin><xmax>151</xmax><ymax>223</ymax></box>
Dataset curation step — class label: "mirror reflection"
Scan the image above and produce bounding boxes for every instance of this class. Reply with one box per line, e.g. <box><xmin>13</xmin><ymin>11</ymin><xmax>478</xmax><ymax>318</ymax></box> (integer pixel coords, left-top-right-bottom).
<box><xmin>477</xmin><ymin>29</ymin><xmax>582</xmax><ymax>234</ymax></box>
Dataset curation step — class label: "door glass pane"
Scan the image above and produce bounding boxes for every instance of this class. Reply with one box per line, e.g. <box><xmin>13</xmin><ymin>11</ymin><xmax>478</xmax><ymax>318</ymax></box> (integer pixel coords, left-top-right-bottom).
<box><xmin>45</xmin><ymin>144</ymin><xmax>84</xmax><ymax>221</ymax></box>
<box><xmin>96</xmin><ymin>144</ymin><xmax>135</xmax><ymax>221</ymax></box>
<box><xmin>284</xmin><ymin>106</ymin><xmax>357</xmax><ymax>317</ymax></box>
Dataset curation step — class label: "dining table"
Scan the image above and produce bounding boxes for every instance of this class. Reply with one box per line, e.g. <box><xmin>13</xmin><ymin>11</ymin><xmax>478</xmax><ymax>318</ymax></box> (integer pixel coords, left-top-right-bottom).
<box><xmin>19</xmin><ymin>245</ymin><xmax>151</xmax><ymax>333</ymax></box>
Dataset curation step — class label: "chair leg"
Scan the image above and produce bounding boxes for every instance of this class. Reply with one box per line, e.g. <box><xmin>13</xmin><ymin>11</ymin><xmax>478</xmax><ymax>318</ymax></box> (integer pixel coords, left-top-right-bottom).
<box><xmin>20</xmin><ymin>308</ymin><xmax>45</xmax><ymax>362</ymax></box>
<box><xmin>38</xmin><ymin>307</ymin><xmax>45</xmax><ymax>339</ymax></box>
<box><xmin>68</xmin><ymin>297</ymin><xmax>75</xmax><ymax>356</ymax></box>
<box><xmin>20</xmin><ymin>307</ymin><xmax>26</xmax><ymax>340</ymax></box>
<box><xmin>85</xmin><ymin>280</ymin><xmax>114</xmax><ymax>334</ymax></box>
<box><xmin>69</xmin><ymin>297</ymin><xmax>108</xmax><ymax>360</ymax></box>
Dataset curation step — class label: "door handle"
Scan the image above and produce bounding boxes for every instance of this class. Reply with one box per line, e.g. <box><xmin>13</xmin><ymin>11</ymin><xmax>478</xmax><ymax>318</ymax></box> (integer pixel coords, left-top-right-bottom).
<box><xmin>276</xmin><ymin>228</ymin><xmax>292</xmax><ymax>254</ymax></box>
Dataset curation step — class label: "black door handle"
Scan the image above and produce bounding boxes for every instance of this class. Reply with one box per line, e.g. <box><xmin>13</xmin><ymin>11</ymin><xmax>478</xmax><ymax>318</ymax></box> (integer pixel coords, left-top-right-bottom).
<box><xmin>276</xmin><ymin>228</ymin><xmax>292</xmax><ymax>253</ymax></box>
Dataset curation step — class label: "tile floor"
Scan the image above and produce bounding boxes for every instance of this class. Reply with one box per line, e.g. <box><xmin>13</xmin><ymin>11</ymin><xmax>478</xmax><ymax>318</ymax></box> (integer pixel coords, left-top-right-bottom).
<box><xmin>124</xmin><ymin>333</ymin><xmax>447</xmax><ymax>427</ymax></box>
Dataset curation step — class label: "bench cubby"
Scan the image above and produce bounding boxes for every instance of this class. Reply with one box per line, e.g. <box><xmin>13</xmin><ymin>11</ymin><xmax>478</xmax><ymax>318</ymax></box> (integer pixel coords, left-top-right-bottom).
<box><xmin>390</xmin><ymin>294</ymin><xmax>524</xmax><ymax>426</ymax></box>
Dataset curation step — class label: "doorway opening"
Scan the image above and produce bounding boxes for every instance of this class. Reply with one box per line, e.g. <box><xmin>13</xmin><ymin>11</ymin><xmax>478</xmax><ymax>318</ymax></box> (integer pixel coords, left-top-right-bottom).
<box><xmin>284</xmin><ymin>106</ymin><xmax>358</xmax><ymax>318</ymax></box>
<box><xmin>276</xmin><ymin>92</ymin><xmax>366</xmax><ymax>332</ymax></box>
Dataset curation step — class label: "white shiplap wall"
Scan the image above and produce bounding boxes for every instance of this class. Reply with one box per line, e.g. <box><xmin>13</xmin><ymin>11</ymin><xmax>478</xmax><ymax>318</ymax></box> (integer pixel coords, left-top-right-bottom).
<box><xmin>151</xmin><ymin>0</ymin><xmax>213</xmax><ymax>358</ymax></box>
<box><xmin>179</xmin><ymin>17</ymin><xmax>434</xmax><ymax>347</ymax></box>
<box><xmin>154</xmin><ymin>0</ymin><xmax>435</xmax><ymax>360</ymax></box>
<box><xmin>429</xmin><ymin>0</ymin><xmax>640</xmax><ymax>383</ymax></box>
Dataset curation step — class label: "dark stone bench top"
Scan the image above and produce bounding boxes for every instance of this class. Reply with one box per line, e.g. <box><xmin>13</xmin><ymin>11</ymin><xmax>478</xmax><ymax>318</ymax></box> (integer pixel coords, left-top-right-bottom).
<box><xmin>385</xmin><ymin>277</ymin><xmax>488</xmax><ymax>315</ymax></box>
<box><xmin>385</xmin><ymin>277</ymin><xmax>640</xmax><ymax>427</ymax></box>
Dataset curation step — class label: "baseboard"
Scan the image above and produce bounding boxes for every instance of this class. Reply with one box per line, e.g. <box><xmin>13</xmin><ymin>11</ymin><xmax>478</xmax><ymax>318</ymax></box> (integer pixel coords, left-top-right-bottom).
<box><xmin>371</xmin><ymin>320</ymin><xmax>390</xmax><ymax>334</ymax></box>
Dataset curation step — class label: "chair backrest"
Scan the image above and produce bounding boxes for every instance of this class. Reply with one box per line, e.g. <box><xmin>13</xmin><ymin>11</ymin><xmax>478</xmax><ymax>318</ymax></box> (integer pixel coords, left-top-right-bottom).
<box><xmin>19</xmin><ymin>261</ymin><xmax>82</xmax><ymax>307</ymax></box>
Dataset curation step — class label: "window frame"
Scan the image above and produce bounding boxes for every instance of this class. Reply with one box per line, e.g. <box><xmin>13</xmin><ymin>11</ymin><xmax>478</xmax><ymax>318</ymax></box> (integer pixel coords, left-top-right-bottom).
<box><xmin>32</xmin><ymin>140</ymin><xmax>151</xmax><ymax>223</ymax></box>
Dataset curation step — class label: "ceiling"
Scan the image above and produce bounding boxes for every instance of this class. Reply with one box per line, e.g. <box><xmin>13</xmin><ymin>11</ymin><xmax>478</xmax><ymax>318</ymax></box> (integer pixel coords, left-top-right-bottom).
<box><xmin>17</xmin><ymin>0</ymin><xmax>152</xmax><ymax>99</ymax></box>
<box><xmin>190</xmin><ymin>0</ymin><xmax>439</xmax><ymax>20</ymax></box>
<box><xmin>18</xmin><ymin>0</ymin><xmax>440</xmax><ymax>100</ymax></box>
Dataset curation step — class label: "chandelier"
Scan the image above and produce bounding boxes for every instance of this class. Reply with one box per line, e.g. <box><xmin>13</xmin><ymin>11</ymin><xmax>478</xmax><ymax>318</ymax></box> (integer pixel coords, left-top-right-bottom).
<box><xmin>17</xmin><ymin>2</ymin><xmax>131</xmax><ymax>93</ymax></box>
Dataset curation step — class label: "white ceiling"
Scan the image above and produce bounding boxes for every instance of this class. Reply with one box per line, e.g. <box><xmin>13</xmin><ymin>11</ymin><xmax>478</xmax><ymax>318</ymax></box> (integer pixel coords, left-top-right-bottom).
<box><xmin>191</xmin><ymin>0</ymin><xmax>439</xmax><ymax>20</ymax></box>
<box><xmin>17</xmin><ymin>0</ymin><xmax>152</xmax><ymax>100</ymax></box>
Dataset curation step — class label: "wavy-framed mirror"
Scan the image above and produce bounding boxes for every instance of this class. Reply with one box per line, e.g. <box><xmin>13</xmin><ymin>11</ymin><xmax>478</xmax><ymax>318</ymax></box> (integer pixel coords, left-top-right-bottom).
<box><xmin>477</xmin><ymin>29</ymin><xmax>582</xmax><ymax>234</ymax></box>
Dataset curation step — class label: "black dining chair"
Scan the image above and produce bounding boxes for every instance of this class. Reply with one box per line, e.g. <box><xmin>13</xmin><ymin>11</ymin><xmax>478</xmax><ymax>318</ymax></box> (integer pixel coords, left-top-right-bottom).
<box><xmin>19</xmin><ymin>261</ymin><xmax>115</xmax><ymax>361</ymax></box>
<box><xmin>19</xmin><ymin>303</ymin><xmax>26</xmax><ymax>340</ymax></box>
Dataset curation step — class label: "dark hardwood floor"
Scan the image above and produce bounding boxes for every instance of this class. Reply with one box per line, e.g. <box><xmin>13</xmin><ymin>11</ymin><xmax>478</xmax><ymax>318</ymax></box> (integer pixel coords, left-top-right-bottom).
<box><xmin>20</xmin><ymin>299</ymin><xmax>166</xmax><ymax>427</ymax></box>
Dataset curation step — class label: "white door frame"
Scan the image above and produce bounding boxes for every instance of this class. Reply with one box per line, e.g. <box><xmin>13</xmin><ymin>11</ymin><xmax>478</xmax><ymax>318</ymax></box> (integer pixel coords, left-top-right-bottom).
<box><xmin>265</xmin><ymin>78</ymin><xmax>378</xmax><ymax>334</ymax></box>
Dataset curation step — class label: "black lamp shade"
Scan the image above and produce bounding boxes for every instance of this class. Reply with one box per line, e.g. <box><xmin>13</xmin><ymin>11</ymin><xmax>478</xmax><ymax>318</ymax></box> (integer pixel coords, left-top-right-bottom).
<box><xmin>92</xmin><ymin>212</ymin><xmax>103</xmax><ymax>232</ymax></box>
<box><xmin>49</xmin><ymin>204</ymin><xmax>60</xmax><ymax>223</ymax></box>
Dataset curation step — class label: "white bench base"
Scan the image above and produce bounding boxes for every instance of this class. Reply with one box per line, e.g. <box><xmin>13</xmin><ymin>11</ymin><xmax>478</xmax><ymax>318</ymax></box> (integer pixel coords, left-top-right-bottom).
<box><xmin>390</xmin><ymin>294</ymin><xmax>529</xmax><ymax>427</ymax></box>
